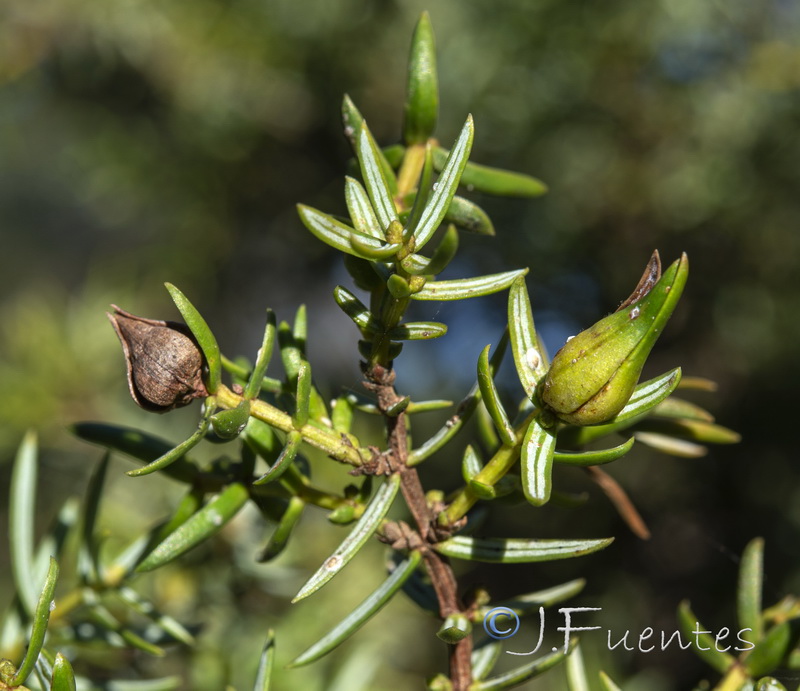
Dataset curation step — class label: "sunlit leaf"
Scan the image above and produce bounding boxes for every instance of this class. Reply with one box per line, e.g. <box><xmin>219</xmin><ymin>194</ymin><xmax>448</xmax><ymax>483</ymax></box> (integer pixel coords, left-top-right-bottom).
<box><xmin>127</xmin><ymin>405</ymin><xmax>214</xmax><ymax>477</ymax></box>
<box><xmin>137</xmin><ymin>484</ymin><xmax>249</xmax><ymax>572</ymax></box>
<box><xmin>677</xmin><ymin>600</ymin><xmax>736</xmax><ymax>674</ymax></box>
<box><xmin>403</xmin><ymin>12</ymin><xmax>438</xmax><ymax>144</ymax></box>
<box><xmin>356</xmin><ymin>122</ymin><xmax>399</xmax><ymax>231</ymax></box>
<box><xmin>433</xmin><ymin>535</ymin><xmax>613</xmax><ymax>563</ymax></box>
<box><xmin>245</xmin><ymin>310</ymin><xmax>277</xmax><ymax>399</ymax></box>
<box><xmin>444</xmin><ymin>196</ymin><xmax>494</xmax><ymax>235</ymax></box>
<box><xmin>50</xmin><ymin>653</ymin><xmax>76</xmax><ymax>691</ymax></box>
<box><xmin>10</xmin><ymin>557</ymin><xmax>59</xmax><ymax>686</ymax></box>
<box><xmin>289</xmin><ymin>551</ymin><xmax>422</xmax><ymax>667</ymax></box>
<box><xmin>432</xmin><ymin>146</ymin><xmax>548</xmax><ymax>197</ymax></box>
<box><xmin>565</xmin><ymin>642</ymin><xmax>590</xmax><ymax>691</ymax></box>
<box><xmin>520</xmin><ymin>417</ymin><xmax>556</xmax><ymax>506</ymax></box>
<box><xmin>297</xmin><ymin>205</ymin><xmax>400</xmax><ymax>259</ymax></box>
<box><xmin>508</xmin><ymin>277</ymin><xmax>547</xmax><ymax>398</ymax></box>
<box><xmin>260</xmin><ymin>496</ymin><xmax>305</xmax><ymax>562</ymax></box>
<box><xmin>387</xmin><ymin>321</ymin><xmax>447</xmax><ymax>340</ymax></box>
<box><xmin>738</xmin><ymin>537</ymin><xmax>765</xmax><ymax>643</ymax></box>
<box><xmin>411</xmin><ymin>116</ymin><xmax>473</xmax><ymax>252</ymax></box>
<box><xmin>471</xmin><ymin>639</ymin><xmax>502</xmax><ymax>682</ymax></box>
<box><xmin>553</xmin><ymin>438</ymin><xmax>635</xmax><ymax>466</ymax></box>
<box><xmin>293</xmin><ymin>474</ymin><xmax>401</xmax><ymax>602</ymax></box>
<box><xmin>345</xmin><ymin>176</ymin><xmax>383</xmax><ymax>240</ymax></box>
<box><xmin>254</xmin><ymin>430</ymin><xmax>302</xmax><ymax>485</ymax></box>
<box><xmin>744</xmin><ymin>622</ymin><xmax>791</xmax><ymax>677</ymax></box>
<box><xmin>404</xmin><ymin>144</ymin><xmax>435</xmax><ymax>237</ymax></box>
<box><xmin>411</xmin><ymin>269</ymin><xmax>526</xmax><ymax>301</ymax></box>
<box><xmin>253</xmin><ymin>630</ymin><xmax>276</xmax><ymax>691</ymax></box>
<box><xmin>477</xmin><ymin>344</ymin><xmax>515</xmax><ymax>446</ymax></box>
<box><xmin>471</xmin><ymin>640</ymin><xmax>573</xmax><ymax>689</ymax></box>
<box><xmin>10</xmin><ymin>430</ymin><xmax>39</xmax><ymax>615</ymax></box>
<box><xmin>165</xmin><ymin>283</ymin><xmax>221</xmax><ymax>394</ymax></box>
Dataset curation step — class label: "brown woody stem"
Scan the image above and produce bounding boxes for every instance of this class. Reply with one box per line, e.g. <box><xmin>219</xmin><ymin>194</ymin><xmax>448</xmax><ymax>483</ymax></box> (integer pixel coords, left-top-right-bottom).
<box><xmin>365</xmin><ymin>364</ymin><xmax>472</xmax><ymax>691</ymax></box>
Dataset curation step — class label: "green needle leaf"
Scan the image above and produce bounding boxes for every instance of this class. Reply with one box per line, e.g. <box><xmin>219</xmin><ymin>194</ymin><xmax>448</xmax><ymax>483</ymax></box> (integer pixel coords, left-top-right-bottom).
<box><xmin>677</xmin><ymin>600</ymin><xmax>736</xmax><ymax>674</ymax></box>
<box><xmin>558</xmin><ymin>368</ymin><xmax>683</xmax><ymax>447</ymax></box>
<box><xmin>297</xmin><ymin>205</ymin><xmax>400</xmax><ymax>259</ymax></box>
<box><xmin>432</xmin><ymin>146</ymin><xmax>548</xmax><ymax>198</ymax></box>
<box><xmin>738</xmin><ymin>537</ymin><xmax>765</xmax><ymax>642</ymax></box>
<box><xmin>11</xmin><ymin>557</ymin><xmax>59</xmax><ymax>687</ymax></box>
<box><xmin>294</xmin><ymin>361</ymin><xmax>312</xmax><ymax>429</ymax></box>
<box><xmin>477</xmin><ymin>345</ymin><xmax>515</xmax><ymax>446</ymax></box>
<box><xmin>334</xmin><ymin>286</ymin><xmax>377</xmax><ymax>334</ymax></box>
<box><xmin>345</xmin><ymin>176</ymin><xmax>383</xmax><ymax>240</ymax></box>
<box><xmin>461</xmin><ymin>444</ymin><xmax>483</xmax><ymax>482</ymax></box>
<box><xmin>598</xmin><ymin>670</ymin><xmax>623</xmax><ymax>691</ymax></box>
<box><xmin>80</xmin><ymin>453</ymin><xmax>110</xmax><ymax>582</ymax></box>
<box><xmin>553</xmin><ymin>438</ymin><xmax>635</xmax><ymax>466</ymax></box>
<box><xmin>245</xmin><ymin>310</ymin><xmax>277</xmax><ymax>399</ymax></box>
<box><xmin>260</xmin><ymin>496</ymin><xmax>305</xmax><ymax>562</ymax></box>
<box><xmin>289</xmin><ymin>551</ymin><xmax>422</xmax><ymax>667</ymax></box>
<box><xmin>83</xmin><ymin>593</ymin><xmax>165</xmax><ymax>656</ymax></box>
<box><xmin>387</xmin><ymin>321</ymin><xmax>448</xmax><ymax>340</ymax></box>
<box><xmin>470</xmin><ymin>640</ymin><xmax>573</xmax><ymax>689</ymax></box>
<box><xmin>127</xmin><ymin>405</ymin><xmax>214</xmax><ymax>477</ymax></box>
<box><xmin>411</xmin><ymin>269</ymin><xmax>527</xmax><ymax>301</ymax></box>
<box><xmin>403</xmin><ymin>11</ymin><xmax>438</xmax><ymax>144</ymax></box>
<box><xmin>412</xmin><ymin>116</ymin><xmax>473</xmax><ymax>252</ymax></box>
<box><xmin>331</xmin><ymin>395</ymin><xmax>355</xmax><ymax>433</ymax></box>
<box><xmin>136</xmin><ymin>483</ymin><xmax>249</xmax><ymax>572</ymax></box>
<box><xmin>115</xmin><ymin>586</ymin><xmax>195</xmax><ymax>645</ymax></box>
<box><xmin>254</xmin><ymin>430</ymin><xmax>302</xmax><ymax>485</ymax></box>
<box><xmin>632</xmin><ymin>431</ymin><xmax>707</xmax><ymax>457</ymax></box>
<box><xmin>50</xmin><ymin>652</ymin><xmax>76</xmax><ymax>691</ymax></box>
<box><xmin>745</xmin><ymin>622</ymin><xmax>791</xmax><ymax>677</ymax></box>
<box><xmin>508</xmin><ymin>277</ymin><xmax>547</xmax><ymax>398</ymax></box>
<box><xmin>611</xmin><ymin>367</ymin><xmax>681</xmax><ymax>424</ymax></box>
<box><xmin>433</xmin><ymin>535</ymin><xmax>613</xmax><ymax>563</ymax></box>
<box><xmin>404</xmin><ymin>144</ymin><xmax>435</xmax><ymax>237</ymax></box>
<box><xmin>253</xmin><ymin>630</ymin><xmax>276</xmax><ymax>691</ymax></box>
<box><xmin>341</xmin><ymin>96</ymin><xmax>398</xmax><ymax>197</ymax></box>
<box><xmin>165</xmin><ymin>283</ymin><xmax>221</xmax><ymax>394</ymax></box>
<box><xmin>72</xmin><ymin>423</ymin><xmax>201</xmax><ymax>484</ymax></box>
<box><xmin>566</xmin><ymin>643</ymin><xmax>590</xmax><ymax>691</ymax></box>
<box><xmin>471</xmin><ymin>640</ymin><xmax>502</xmax><ymax>682</ymax></box>
<box><xmin>356</xmin><ymin>121</ymin><xmax>399</xmax><ymax>232</ymax></box>
<box><xmin>477</xmin><ymin>579</ymin><xmax>587</xmax><ymax>619</ymax></box>
<box><xmin>292</xmin><ymin>474</ymin><xmax>401</xmax><ymax>602</ymax></box>
<box><xmin>630</xmin><ymin>418</ymin><xmax>741</xmax><ymax>445</ymax></box>
<box><xmin>10</xmin><ymin>430</ymin><xmax>39</xmax><ymax>615</ymax></box>
<box><xmin>650</xmin><ymin>396</ymin><xmax>715</xmax><ymax>422</ymax></box>
<box><xmin>409</xmin><ymin>330</ymin><xmax>508</xmax><ymax>465</ymax></box>
<box><xmin>520</xmin><ymin>417</ymin><xmax>556</xmax><ymax>506</ymax></box>
<box><xmin>444</xmin><ymin>196</ymin><xmax>495</xmax><ymax>235</ymax></box>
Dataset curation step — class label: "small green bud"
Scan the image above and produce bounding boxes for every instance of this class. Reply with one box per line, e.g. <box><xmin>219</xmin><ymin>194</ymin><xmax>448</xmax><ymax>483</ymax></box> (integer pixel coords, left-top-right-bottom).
<box><xmin>540</xmin><ymin>252</ymin><xmax>688</xmax><ymax>425</ymax></box>
<box><xmin>436</xmin><ymin>613</ymin><xmax>472</xmax><ymax>643</ymax></box>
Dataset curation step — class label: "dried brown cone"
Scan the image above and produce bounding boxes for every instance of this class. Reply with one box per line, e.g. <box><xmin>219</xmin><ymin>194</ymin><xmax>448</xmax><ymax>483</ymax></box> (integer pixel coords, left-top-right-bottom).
<box><xmin>108</xmin><ymin>305</ymin><xmax>208</xmax><ymax>412</ymax></box>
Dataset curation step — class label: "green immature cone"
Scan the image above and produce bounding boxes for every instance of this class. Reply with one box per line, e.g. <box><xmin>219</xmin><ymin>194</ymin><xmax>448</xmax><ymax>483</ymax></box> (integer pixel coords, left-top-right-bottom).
<box><xmin>540</xmin><ymin>251</ymin><xmax>688</xmax><ymax>426</ymax></box>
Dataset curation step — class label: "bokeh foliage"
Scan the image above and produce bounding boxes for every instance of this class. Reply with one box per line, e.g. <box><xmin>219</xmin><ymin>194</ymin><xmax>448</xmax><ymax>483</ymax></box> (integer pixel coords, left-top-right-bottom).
<box><xmin>2</xmin><ymin>0</ymin><xmax>799</xmax><ymax>688</ymax></box>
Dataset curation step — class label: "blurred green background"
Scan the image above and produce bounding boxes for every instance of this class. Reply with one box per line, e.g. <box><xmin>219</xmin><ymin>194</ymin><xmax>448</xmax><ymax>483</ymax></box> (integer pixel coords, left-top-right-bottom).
<box><xmin>1</xmin><ymin>0</ymin><xmax>799</xmax><ymax>688</ymax></box>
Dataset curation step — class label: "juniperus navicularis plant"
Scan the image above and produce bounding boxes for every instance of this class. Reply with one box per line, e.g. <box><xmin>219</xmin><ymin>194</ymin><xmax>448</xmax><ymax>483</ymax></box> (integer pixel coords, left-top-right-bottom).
<box><xmin>5</xmin><ymin>12</ymin><xmax>798</xmax><ymax>691</ymax></box>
